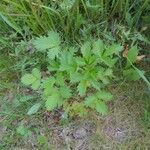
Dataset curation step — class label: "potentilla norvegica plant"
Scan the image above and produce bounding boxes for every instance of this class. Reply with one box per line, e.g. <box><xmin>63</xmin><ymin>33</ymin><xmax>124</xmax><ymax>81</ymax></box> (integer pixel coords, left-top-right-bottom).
<box><xmin>21</xmin><ymin>31</ymin><xmax>124</xmax><ymax>117</ymax></box>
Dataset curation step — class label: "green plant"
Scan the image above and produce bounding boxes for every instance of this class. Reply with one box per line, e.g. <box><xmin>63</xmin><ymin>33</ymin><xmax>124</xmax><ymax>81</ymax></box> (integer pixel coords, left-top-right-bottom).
<box><xmin>21</xmin><ymin>31</ymin><xmax>123</xmax><ymax>117</ymax></box>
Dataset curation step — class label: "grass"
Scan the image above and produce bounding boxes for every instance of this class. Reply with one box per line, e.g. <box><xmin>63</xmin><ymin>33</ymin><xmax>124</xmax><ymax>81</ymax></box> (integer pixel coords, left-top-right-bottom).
<box><xmin>0</xmin><ymin>81</ymin><xmax>149</xmax><ymax>149</ymax></box>
<box><xmin>0</xmin><ymin>0</ymin><xmax>150</xmax><ymax>149</ymax></box>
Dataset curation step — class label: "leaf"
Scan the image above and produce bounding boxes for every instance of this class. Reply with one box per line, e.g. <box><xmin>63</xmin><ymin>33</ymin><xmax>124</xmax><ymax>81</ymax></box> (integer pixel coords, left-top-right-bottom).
<box><xmin>85</xmin><ymin>95</ymin><xmax>96</xmax><ymax>108</ymax></box>
<box><xmin>38</xmin><ymin>135</ymin><xmax>47</xmax><ymax>145</ymax></box>
<box><xmin>47</xmin><ymin>46</ymin><xmax>60</xmax><ymax>60</ymax></box>
<box><xmin>31</xmin><ymin>80</ymin><xmax>41</xmax><ymax>90</ymax></box>
<box><xmin>45</xmin><ymin>93</ymin><xmax>60</xmax><ymax>110</ymax></box>
<box><xmin>16</xmin><ymin>125</ymin><xmax>31</xmax><ymax>137</ymax></box>
<box><xmin>123</xmin><ymin>68</ymin><xmax>141</xmax><ymax>81</ymax></box>
<box><xmin>77</xmin><ymin>81</ymin><xmax>88</xmax><ymax>96</ymax></box>
<box><xmin>32</xmin><ymin>68</ymin><xmax>41</xmax><ymax>79</ymax></box>
<box><xmin>104</xmin><ymin>68</ymin><xmax>113</xmax><ymax>76</ymax></box>
<box><xmin>21</xmin><ymin>74</ymin><xmax>36</xmax><ymax>85</ymax></box>
<box><xmin>59</xmin><ymin>51</ymin><xmax>76</xmax><ymax>72</ymax></box>
<box><xmin>96</xmin><ymin>91</ymin><xmax>113</xmax><ymax>101</ymax></box>
<box><xmin>33</xmin><ymin>31</ymin><xmax>60</xmax><ymax>51</ymax></box>
<box><xmin>100</xmin><ymin>56</ymin><xmax>118</xmax><ymax>67</ymax></box>
<box><xmin>95</xmin><ymin>101</ymin><xmax>108</xmax><ymax>115</ymax></box>
<box><xmin>27</xmin><ymin>103</ymin><xmax>41</xmax><ymax>115</ymax></box>
<box><xmin>42</xmin><ymin>77</ymin><xmax>55</xmax><ymax>96</ymax></box>
<box><xmin>47</xmin><ymin>60</ymin><xmax>60</xmax><ymax>71</ymax></box>
<box><xmin>92</xmin><ymin>39</ymin><xmax>104</xmax><ymax>55</ymax></box>
<box><xmin>70</xmin><ymin>72</ymin><xmax>82</xmax><ymax>83</ymax></box>
<box><xmin>126</xmin><ymin>46</ymin><xmax>138</xmax><ymax>67</ymax></box>
<box><xmin>103</xmin><ymin>44</ymin><xmax>123</xmax><ymax>57</ymax></box>
<box><xmin>60</xmin><ymin>86</ymin><xmax>72</xmax><ymax>99</ymax></box>
<box><xmin>81</xmin><ymin>41</ymin><xmax>91</xmax><ymax>58</ymax></box>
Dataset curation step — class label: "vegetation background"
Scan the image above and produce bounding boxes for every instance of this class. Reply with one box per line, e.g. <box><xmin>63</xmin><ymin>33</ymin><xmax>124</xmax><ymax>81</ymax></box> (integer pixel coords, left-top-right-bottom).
<box><xmin>0</xmin><ymin>0</ymin><xmax>150</xmax><ymax>149</ymax></box>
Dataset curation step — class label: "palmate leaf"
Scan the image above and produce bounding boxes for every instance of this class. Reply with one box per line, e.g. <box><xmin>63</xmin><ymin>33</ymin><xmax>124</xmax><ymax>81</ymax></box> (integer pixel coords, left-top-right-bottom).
<box><xmin>33</xmin><ymin>31</ymin><xmax>60</xmax><ymax>52</ymax></box>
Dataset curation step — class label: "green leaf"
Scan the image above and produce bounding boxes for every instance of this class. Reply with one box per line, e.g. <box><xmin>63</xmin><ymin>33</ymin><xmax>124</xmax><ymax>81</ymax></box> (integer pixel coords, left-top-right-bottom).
<box><xmin>33</xmin><ymin>31</ymin><xmax>60</xmax><ymax>51</ymax></box>
<box><xmin>21</xmin><ymin>74</ymin><xmax>36</xmax><ymax>85</ymax></box>
<box><xmin>38</xmin><ymin>135</ymin><xmax>47</xmax><ymax>145</ymax></box>
<box><xmin>31</xmin><ymin>80</ymin><xmax>41</xmax><ymax>90</ymax></box>
<box><xmin>59</xmin><ymin>51</ymin><xmax>76</xmax><ymax>72</ymax></box>
<box><xmin>16</xmin><ymin>125</ymin><xmax>31</xmax><ymax>137</ymax></box>
<box><xmin>60</xmin><ymin>86</ymin><xmax>72</xmax><ymax>99</ymax></box>
<box><xmin>96</xmin><ymin>91</ymin><xmax>113</xmax><ymax>101</ymax></box>
<box><xmin>126</xmin><ymin>46</ymin><xmax>138</xmax><ymax>67</ymax></box>
<box><xmin>77</xmin><ymin>81</ymin><xmax>87</xmax><ymax>96</ymax></box>
<box><xmin>104</xmin><ymin>68</ymin><xmax>113</xmax><ymax>76</ymax></box>
<box><xmin>47</xmin><ymin>46</ymin><xmax>60</xmax><ymax>60</ymax></box>
<box><xmin>95</xmin><ymin>101</ymin><xmax>108</xmax><ymax>115</ymax></box>
<box><xmin>32</xmin><ymin>68</ymin><xmax>41</xmax><ymax>79</ymax></box>
<box><xmin>100</xmin><ymin>56</ymin><xmax>118</xmax><ymax>67</ymax></box>
<box><xmin>123</xmin><ymin>68</ymin><xmax>141</xmax><ymax>81</ymax></box>
<box><xmin>45</xmin><ymin>93</ymin><xmax>60</xmax><ymax>110</ymax></box>
<box><xmin>70</xmin><ymin>72</ymin><xmax>82</xmax><ymax>83</ymax></box>
<box><xmin>81</xmin><ymin>41</ymin><xmax>91</xmax><ymax>58</ymax></box>
<box><xmin>92</xmin><ymin>39</ymin><xmax>104</xmax><ymax>55</ymax></box>
<box><xmin>27</xmin><ymin>103</ymin><xmax>41</xmax><ymax>115</ymax></box>
<box><xmin>103</xmin><ymin>44</ymin><xmax>123</xmax><ymax>57</ymax></box>
<box><xmin>42</xmin><ymin>77</ymin><xmax>55</xmax><ymax>96</ymax></box>
<box><xmin>85</xmin><ymin>95</ymin><xmax>96</xmax><ymax>108</ymax></box>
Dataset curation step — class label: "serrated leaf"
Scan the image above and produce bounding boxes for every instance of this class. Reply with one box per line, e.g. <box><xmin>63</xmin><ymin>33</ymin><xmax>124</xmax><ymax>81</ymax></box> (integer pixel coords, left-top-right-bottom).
<box><xmin>126</xmin><ymin>46</ymin><xmax>138</xmax><ymax>67</ymax></box>
<box><xmin>96</xmin><ymin>91</ymin><xmax>113</xmax><ymax>101</ymax></box>
<box><xmin>47</xmin><ymin>46</ymin><xmax>60</xmax><ymax>60</ymax></box>
<box><xmin>43</xmin><ymin>77</ymin><xmax>55</xmax><ymax>96</ymax></box>
<box><xmin>60</xmin><ymin>86</ymin><xmax>72</xmax><ymax>99</ymax></box>
<box><xmin>95</xmin><ymin>101</ymin><xmax>108</xmax><ymax>115</ymax></box>
<box><xmin>31</xmin><ymin>80</ymin><xmax>41</xmax><ymax>90</ymax></box>
<box><xmin>27</xmin><ymin>103</ymin><xmax>41</xmax><ymax>115</ymax></box>
<box><xmin>77</xmin><ymin>81</ymin><xmax>87</xmax><ymax>96</ymax></box>
<box><xmin>59</xmin><ymin>51</ymin><xmax>76</xmax><ymax>72</ymax></box>
<box><xmin>70</xmin><ymin>72</ymin><xmax>82</xmax><ymax>83</ymax></box>
<box><xmin>47</xmin><ymin>60</ymin><xmax>60</xmax><ymax>71</ymax></box>
<box><xmin>32</xmin><ymin>68</ymin><xmax>41</xmax><ymax>79</ymax></box>
<box><xmin>103</xmin><ymin>44</ymin><xmax>123</xmax><ymax>57</ymax></box>
<box><xmin>85</xmin><ymin>95</ymin><xmax>96</xmax><ymax>108</ymax></box>
<box><xmin>92</xmin><ymin>39</ymin><xmax>104</xmax><ymax>55</ymax></box>
<box><xmin>45</xmin><ymin>93</ymin><xmax>60</xmax><ymax>110</ymax></box>
<box><xmin>104</xmin><ymin>68</ymin><xmax>113</xmax><ymax>76</ymax></box>
<box><xmin>81</xmin><ymin>41</ymin><xmax>91</xmax><ymax>58</ymax></box>
<box><xmin>123</xmin><ymin>68</ymin><xmax>141</xmax><ymax>81</ymax></box>
<box><xmin>21</xmin><ymin>74</ymin><xmax>36</xmax><ymax>85</ymax></box>
<box><xmin>100</xmin><ymin>56</ymin><xmax>118</xmax><ymax>67</ymax></box>
<box><xmin>75</xmin><ymin>57</ymin><xmax>86</xmax><ymax>66</ymax></box>
<box><xmin>33</xmin><ymin>31</ymin><xmax>60</xmax><ymax>51</ymax></box>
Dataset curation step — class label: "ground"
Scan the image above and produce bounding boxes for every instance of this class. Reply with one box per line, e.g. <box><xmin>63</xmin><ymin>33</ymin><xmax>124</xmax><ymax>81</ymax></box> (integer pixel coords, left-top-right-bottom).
<box><xmin>0</xmin><ymin>80</ymin><xmax>150</xmax><ymax>150</ymax></box>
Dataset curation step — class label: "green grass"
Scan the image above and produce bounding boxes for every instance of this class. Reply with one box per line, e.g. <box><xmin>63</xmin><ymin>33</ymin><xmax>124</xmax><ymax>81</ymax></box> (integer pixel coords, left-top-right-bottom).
<box><xmin>0</xmin><ymin>0</ymin><xmax>150</xmax><ymax>149</ymax></box>
<box><xmin>0</xmin><ymin>81</ymin><xmax>149</xmax><ymax>149</ymax></box>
